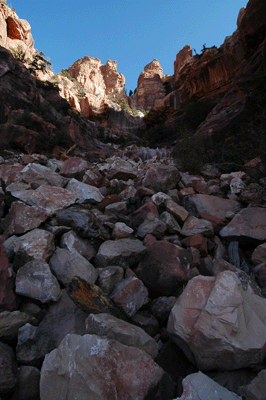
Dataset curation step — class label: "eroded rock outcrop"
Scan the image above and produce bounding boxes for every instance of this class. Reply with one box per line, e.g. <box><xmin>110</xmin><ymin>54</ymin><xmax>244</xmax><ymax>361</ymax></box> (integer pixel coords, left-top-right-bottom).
<box><xmin>129</xmin><ymin>59</ymin><xmax>166</xmax><ymax>111</ymax></box>
<box><xmin>147</xmin><ymin>0</ymin><xmax>266</xmax><ymax>157</ymax></box>
<box><xmin>0</xmin><ymin>2</ymin><xmax>34</xmax><ymax>60</ymax></box>
<box><xmin>64</xmin><ymin>56</ymin><xmax>127</xmax><ymax>118</ymax></box>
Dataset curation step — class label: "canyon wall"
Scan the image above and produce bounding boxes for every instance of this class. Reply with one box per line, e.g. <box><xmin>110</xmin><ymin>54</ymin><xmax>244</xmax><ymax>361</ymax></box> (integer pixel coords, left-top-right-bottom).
<box><xmin>0</xmin><ymin>2</ymin><xmax>34</xmax><ymax>60</ymax></box>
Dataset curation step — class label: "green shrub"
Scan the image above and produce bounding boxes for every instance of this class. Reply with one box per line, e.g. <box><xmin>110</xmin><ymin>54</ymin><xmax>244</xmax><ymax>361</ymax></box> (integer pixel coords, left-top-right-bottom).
<box><xmin>11</xmin><ymin>45</ymin><xmax>26</xmax><ymax>62</ymax></box>
<box><xmin>61</xmin><ymin>69</ymin><xmax>72</xmax><ymax>79</ymax></box>
<box><xmin>76</xmin><ymin>87</ymin><xmax>86</xmax><ymax>98</ymax></box>
<box><xmin>36</xmin><ymin>79</ymin><xmax>59</xmax><ymax>91</ymax></box>
<box><xmin>27</xmin><ymin>51</ymin><xmax>52</xmax><ymax>75</ymax></box>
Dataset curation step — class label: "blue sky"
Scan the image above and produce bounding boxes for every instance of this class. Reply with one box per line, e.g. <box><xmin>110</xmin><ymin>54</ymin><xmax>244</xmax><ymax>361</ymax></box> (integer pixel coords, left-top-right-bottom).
<box><xmin>13</xmin><ymin>0</ymin><xmax>247</xmax><ymax>93</ymax></box>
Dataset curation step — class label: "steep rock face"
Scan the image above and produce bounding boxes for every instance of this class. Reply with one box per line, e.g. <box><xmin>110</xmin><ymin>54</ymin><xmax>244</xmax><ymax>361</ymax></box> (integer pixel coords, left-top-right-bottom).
<box><xmin>66</xmin><ymin>56</ymin><xmax>126</xmax><ymax>119</ymax></box>
<box><xmin>174</xmin><ymin>46</ymin><xmax>242</xmax><ymax>105</ymax></box>
<box><xmin>129</xmin><ymin>59</ymin><xmax>166</xmax><ymax>111</ymax></box>
<box><xmin>196</xmin><ymin>37</ymin><xmax>266</xmax><ymax>137</ymax></box>
<box><xmin>195</xmin><ymin>0</ymin><xmax>266</xmax><ymax>138</ymax></box>
<box><xmin>103</xmin><ymin>60</ymin><xmax>126</xmax><ymax>97</ymax></box>
<box><xmin>0</xmin><ymin>46</ymin><xmax>106</xmax><ymax>159</ymax></box>
<box><xmin>0</xmin><ymin>2</ymin><xmax>35</xmax><ymax>60</ymax></box>
<box><xmin>174</xmin><ymin>44</ymin><xmax>193</xmax><ymax>81</ymax></box>
<box><xmin>147</xmin><ymin>0</ymin><xmax>266</xmax><ymax>151</ymax></box>
<box><xmin>238</xmin><ymin>0</ymin><xmax>266</xmax><ymax>57</ymax></box>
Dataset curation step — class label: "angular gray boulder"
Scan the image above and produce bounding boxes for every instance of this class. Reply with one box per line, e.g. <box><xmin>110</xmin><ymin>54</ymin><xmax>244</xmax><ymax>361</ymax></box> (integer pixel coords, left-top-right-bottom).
<box><xmin>167</xmin><ymin>271</ymin><xmax>266</xmax><ymax>371</ymax></box>
<box><xmin>65</xmin><ymin>178</ymin><xmax>104</xmax><ymax>204</ymax></box>
<box><xmin>94</xmin><ymin>238</ymin><xmax>147</xmax><ymax>268</ymax></box>
<box><xmin>85</xmin><ymin>313</ymin><xmax>158</xmax><ymax>359</ymax></box>
<box><xmin>49</xmin><ymin>247</ymin><xmax>97</xmax><ymax>286</ymax></box>
<box><xmin>220</xmin><ymin>207</ymin><xmax>266</xmax><ymax>243</ymax></box>
<box><xmin>40</xmin><ymin>333</ymin><xmax>164</xmax><ymax>400</ymax></box>
<box><xmin>182</xmin><ymin>194</ymin><xmax>241</xmax><ymax>221</ymax></box>
<box><xmin>15</xmin><ymin>260</ymin><xmax>61</xmax><ymax>303</ymax></box>
<box><xmin>174</xmin><ymin>371</ymin><xmax>241</xmax><ymax>400</ymax></box>
<box><xmin>13</xmin><ymin>229</ymin><xmax>55</xmax><ymax>271</ymax></box>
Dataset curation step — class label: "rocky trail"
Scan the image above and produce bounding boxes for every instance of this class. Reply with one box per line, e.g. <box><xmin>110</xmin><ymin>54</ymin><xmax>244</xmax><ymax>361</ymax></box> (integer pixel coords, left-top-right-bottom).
<box><xmin>0</xmin><ymin>0</ymin><xmax>266</xmax><ymax>398</ymax></box>
<box><xmin>0</xmin><ymin>150</ymin><xmax>265</xmax><ymax>399</ymax></box>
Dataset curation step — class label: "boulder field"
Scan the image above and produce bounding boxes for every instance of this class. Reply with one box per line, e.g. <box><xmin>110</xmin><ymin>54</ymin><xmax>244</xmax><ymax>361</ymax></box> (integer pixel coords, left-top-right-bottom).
<box><xmin>0</xmin><ymin>150</ymin><xmax>266</xmax><ymax>399</ymax></box>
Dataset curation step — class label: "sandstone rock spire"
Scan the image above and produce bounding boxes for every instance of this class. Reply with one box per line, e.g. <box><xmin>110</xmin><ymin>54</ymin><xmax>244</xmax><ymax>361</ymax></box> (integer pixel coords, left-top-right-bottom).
<box><xmin>129</xmin><ymin>59</ymin><xmax>166</xmax><ymax>111</ymax></box>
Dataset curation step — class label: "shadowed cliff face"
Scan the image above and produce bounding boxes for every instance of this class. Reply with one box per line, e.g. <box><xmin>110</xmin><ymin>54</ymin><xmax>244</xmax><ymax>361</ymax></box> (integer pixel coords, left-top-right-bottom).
<box><xmin>0</xmin><ymin>46</ymin><xmax>111</xmax><ymax>160</ymax></box>
<box><xmin>0</xmin><ymin>0</ymin><xmax>265</xmax><ymax>163</ymax></box>
<box><xmin>145</xmin><ymin>0</ymin><xmax>266</xmax><ymax>162</ymax></box>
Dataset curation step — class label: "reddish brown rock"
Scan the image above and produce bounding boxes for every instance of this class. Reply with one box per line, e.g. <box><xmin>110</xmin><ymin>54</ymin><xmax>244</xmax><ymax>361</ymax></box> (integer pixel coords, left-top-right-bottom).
<box><xmin>21</xmin><ymin>154</ymin><xmax>47</xmax><ymax>165</ymax></box>
<box><xmin>142</xmin><ymin>164</ymin><xmax>180</xmax><ymax>193</ymax></box>
<box><xmin>199</xmin><ymin>213</ymin><xmax>224</xmax><ymax>233</ymax></box>
<box><xmin>181</xmin><ymin>234</ymin><xmax>208</xmax><ymax>256</ymax></box>
<box><xmin>112</xmin><ymin>222</ymin><xmax>133</xmax><ymax>239</ymax></box>
<box><xmin>0</xmin><ymin>164</ymin><xmax>24</xmax><ymax>186</ymax></box>
<box><xmin>1</xmin><ymin>201</ymin><xmax>48</xmax><ymax>237</ymax></box>
<box><xmin>107</xmin><ymin>159</ymin><xmax>137</xmax><ymax>181</ymax></box>
<box><xmin>238</xmin><ymin>0</ymin><xmax>266</xmax><ymax>57</ymax></box>
<box><xmin>98</xmin><ymin>194</ymin><xmax>121</xmax><ymax>212</ymax></box>
<box><xmin>0</xmin><ymin>124</ymin><xmax>38</xmax><ymax>155</ymax></box>
<box><xmin>137</xmin><ymin>186</ymin><xmax>155</xmax><ymax>197</ymax></box>
<box><xmin>0</xmin><ymin>244</ymin><xmax>16</xmax><ymax>311</ymax></box>
<box><xmin>128</xmin><ymin>202</ymin><xmax>159</xmax><ymax>228</ymax></box>
<box><xmin>59</xmin><ymin>157</ymin><xmax>92</xmax><ymax>180</ymax></box>
<box><xmin>165</xmin><ymin>199</ymin><xmax>189</xmax><ymax>225</ymax></box>
<box><xmin>192</xmin><ymin>180</ymin><xmax>211</xmax><ymax>195</ymax></box>
<box><xmin>181</xmin><ymin>216</ymin><xmax>214</xmax><ymax>238</ymax></box>
<box><xmin>82</xmin><ymin>167</ymin><xmax>108</xmax><ymax>187</ymax></box>
<box><xmin>175</xmin><ymin>47</ymin><xmax>241</xmax><ymax>105</ymax></box>
<box><xmin>28</xmin><ymin>185</ymin><xmax>77</xmax><ymax>216</ymax></box>
<box><xmin>174</xmin><ymin>44</ymin><xmax>193</xmax><ymax>81</ymax></box>
<box><xmin>179</xmin><ymin>187</ymin><xmax>195</xmax><ymax>197</ymax></box>
<box><xmin>13</xmin><ymin>229</ymin><xmax>55</xmax><ymax>271</ymax></box>
<box><xmin>135</xmin><ymin>240</ymin><xmax>192</xmax><ymax>296</ymax></box>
